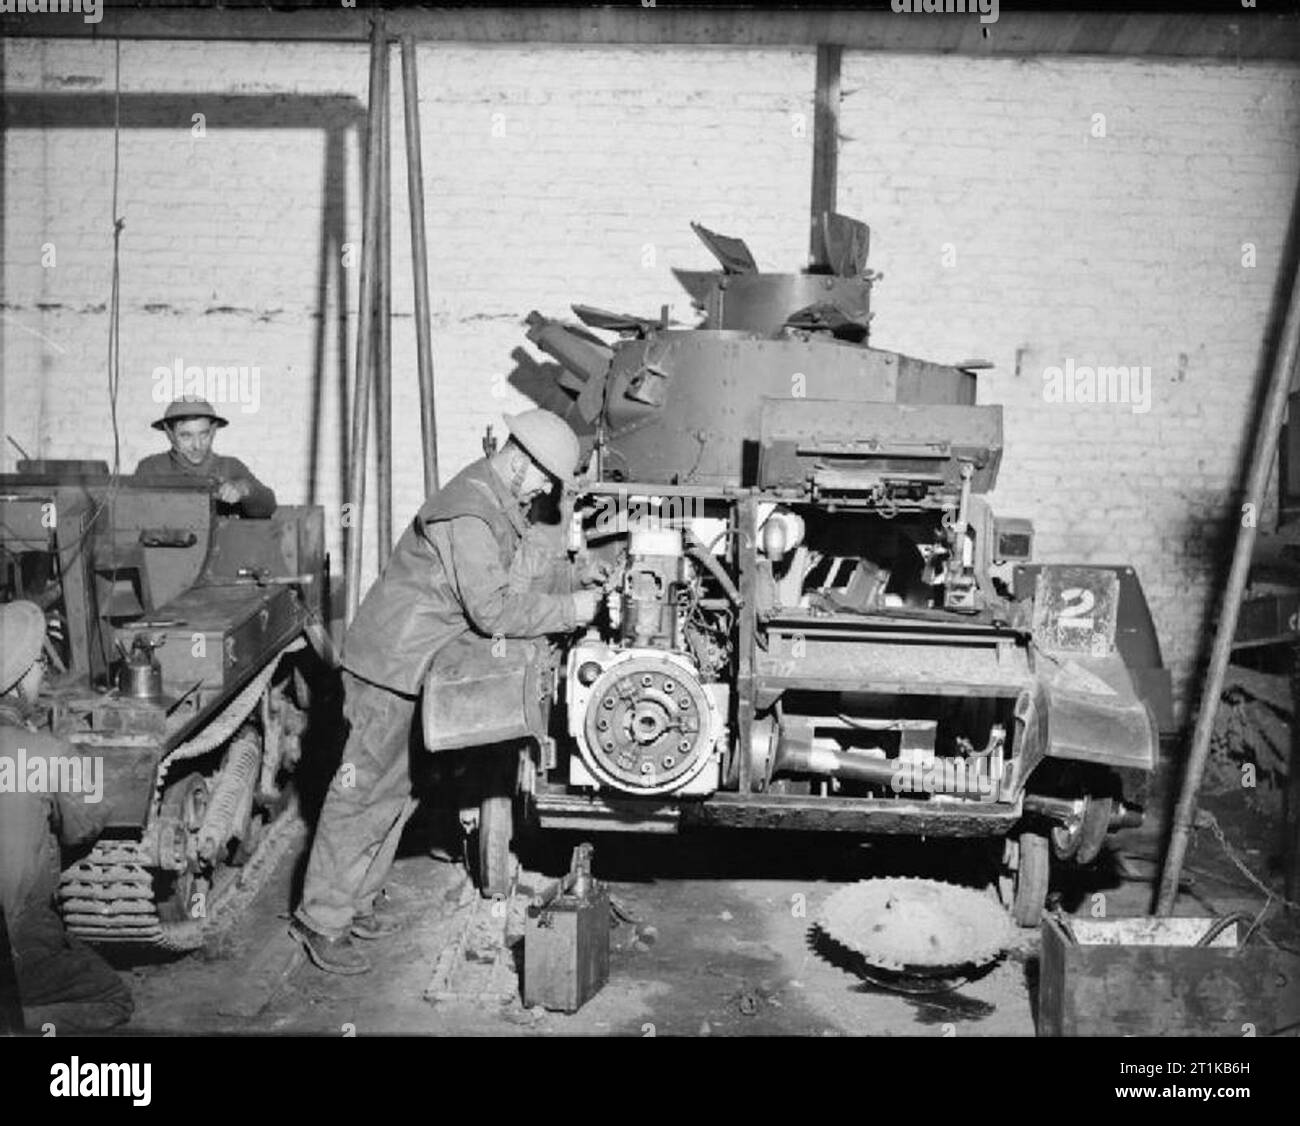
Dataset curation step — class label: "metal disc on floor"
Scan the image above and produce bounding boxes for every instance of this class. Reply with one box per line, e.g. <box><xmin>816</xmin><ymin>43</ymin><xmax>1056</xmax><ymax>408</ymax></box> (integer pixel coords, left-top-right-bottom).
<box><xmin>816</xmin><ymin>877</ymin><xmax>1015</xmax><ymax>994</ymax></box>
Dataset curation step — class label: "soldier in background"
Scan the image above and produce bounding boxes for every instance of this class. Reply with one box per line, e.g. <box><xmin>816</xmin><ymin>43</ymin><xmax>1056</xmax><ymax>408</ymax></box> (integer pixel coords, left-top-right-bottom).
<box><xmin>0</xmin><ymin>601</ymin><xmax>133</xmax><ymax>1032</ymax></box>
<box><xmin>136</xmin><ymin>396</ymin><xmax>277</xmax><ymax>517</ymax></box>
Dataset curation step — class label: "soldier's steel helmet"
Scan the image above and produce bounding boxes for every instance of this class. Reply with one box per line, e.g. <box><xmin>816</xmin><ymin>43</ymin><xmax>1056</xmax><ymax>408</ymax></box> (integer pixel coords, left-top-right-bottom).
<box><xmin>504</xmin><ymin>410</ymin><xmax>581</xmax><ymax>484</ymax></box>
<box><xmin>0</xmin><ymin>600</ymin><xmax>47</xmax><ymax>694</ymax></box>
<box><xmin>152</xmin><ymin>396</ymin><xmax>230</xmax><ymax>431</ymax></box>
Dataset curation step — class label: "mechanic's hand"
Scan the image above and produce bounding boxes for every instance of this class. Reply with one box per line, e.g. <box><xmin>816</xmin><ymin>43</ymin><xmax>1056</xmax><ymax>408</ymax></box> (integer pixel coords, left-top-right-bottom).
<box><xmin>571</xmin><ymin>589</ymin><xmax>602</xmax><ymax>625</ymax></box>
<box><xmin>579</xmin><ymin>557</ymin><xmax>614</xmax><ymax>588</ymax></box>
<box><xmin>216</xmin><ymin>480</ymin><xmax>250</xmax><ymax>505</ymax></box>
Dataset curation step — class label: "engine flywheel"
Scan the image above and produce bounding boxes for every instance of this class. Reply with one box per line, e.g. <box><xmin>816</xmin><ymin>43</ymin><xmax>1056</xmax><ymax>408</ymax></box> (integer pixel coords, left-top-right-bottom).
<box><xmin>581</xmin><ymin>655</ymin><xmax>714</xmax><ymax>793</ymax></box>
<box><xmin>816</xmin><ymin>877</ymin><xmax>1015</xmax><ymax>993</ymax></box>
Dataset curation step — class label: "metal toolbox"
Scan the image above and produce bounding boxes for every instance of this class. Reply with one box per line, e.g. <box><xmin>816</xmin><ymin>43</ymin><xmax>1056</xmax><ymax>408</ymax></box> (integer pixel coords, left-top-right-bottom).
<box><xmin>120</xmin><ymin>584</ymin><xmax>301</xmax><ymax>696</ymax></box>
<box><xmin>523</xmin><ymin>844</ymin><xmax>610</xmax><ymax>1013</ymax></box>
<box><xmin>1038</xmin><ymin>916</ymin><xmax>1300</xmax><ymax>1037</ymax></box>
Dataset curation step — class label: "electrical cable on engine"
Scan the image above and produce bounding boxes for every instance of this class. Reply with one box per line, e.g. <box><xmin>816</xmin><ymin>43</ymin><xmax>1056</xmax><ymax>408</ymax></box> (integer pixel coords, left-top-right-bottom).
<box><xmin>706</xmin><ymin>523</ymin><xmax>735</xmax><ymax>555</ymax></box>
<box><xmin>683</xmin><ymin>527</ymin><xmax>742</xmax><ymax>606</ymax></box>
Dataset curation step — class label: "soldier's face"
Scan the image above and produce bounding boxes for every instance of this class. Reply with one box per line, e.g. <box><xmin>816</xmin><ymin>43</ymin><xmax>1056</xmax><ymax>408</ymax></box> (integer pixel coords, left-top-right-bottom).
<box><xmin>168</xmin><ymin>419</ymin><xmax>215</xmax><ymax>465</ymax></box>
<box><xmin>520</xmin><ymin>460</ymin><xmax>555</xmax><ymax>504</ymax></box>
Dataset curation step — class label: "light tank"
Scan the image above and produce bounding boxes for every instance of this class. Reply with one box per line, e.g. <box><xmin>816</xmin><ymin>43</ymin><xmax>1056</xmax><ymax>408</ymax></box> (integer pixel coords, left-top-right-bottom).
<box><xmin>432</xmin><ymin>215</ymin><xmax>1172</xmax><ymax>928</ymax></box>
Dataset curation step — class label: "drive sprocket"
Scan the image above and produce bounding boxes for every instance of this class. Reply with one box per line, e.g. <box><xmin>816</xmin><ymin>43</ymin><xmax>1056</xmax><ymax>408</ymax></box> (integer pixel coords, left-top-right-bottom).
<box><xmin>816</xmin><ymin>877</ymin><xmax>1015</xmax><ymax>993</ymax></box>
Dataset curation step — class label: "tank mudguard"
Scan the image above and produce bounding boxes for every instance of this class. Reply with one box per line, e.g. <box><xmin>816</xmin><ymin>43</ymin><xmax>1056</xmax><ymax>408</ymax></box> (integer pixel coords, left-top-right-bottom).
<box><xmin>1014</xmin><ymin>563</ymin><xmax>1173</xmax><ymax>732</ymax></box>
<box><xmin>1015</xmin><ymin>652</ymin><xmax>1158</xmax><ymax>787</ymax></box>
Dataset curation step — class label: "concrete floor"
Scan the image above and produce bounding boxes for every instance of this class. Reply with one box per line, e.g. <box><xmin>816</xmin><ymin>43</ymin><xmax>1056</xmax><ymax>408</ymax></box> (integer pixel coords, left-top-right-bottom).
<box><xmin>107</xmin><ymin>764</ymin><xmax>1295</xmax><ymax>1037</ymax></box>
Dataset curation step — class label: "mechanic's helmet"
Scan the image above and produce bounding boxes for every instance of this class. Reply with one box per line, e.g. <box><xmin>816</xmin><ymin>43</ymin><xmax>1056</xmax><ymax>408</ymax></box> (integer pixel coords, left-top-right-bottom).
<box><xmin>0</xmin><ymin>600</ymin><xmax>48</xmax><ymax>694</ymax></box>
<box><xmin>503</xmin><ymin>410</ymin><xmax>581</xmax><ymax>485</ymax></box>
<box><xmin>152</xmin><ymin>396</ymin><xmax>230</xmax><ymax>431</ymax></box>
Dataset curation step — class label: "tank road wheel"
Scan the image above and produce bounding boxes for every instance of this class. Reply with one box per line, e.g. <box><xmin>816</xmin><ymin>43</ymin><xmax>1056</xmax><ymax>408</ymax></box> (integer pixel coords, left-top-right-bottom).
<box><xmin>467</xmin><ymin>744</ymin><xmax>519</xmax><ymax>899</ymax></box>
<box><xmin>1000</xmin><ymin>831</ymin><xmax>1050</xmax><ymax>928</ymax></box>
<box><xmin>156</xmin><ymin>773</ymin><xmax>210</xmax><ymax>924</ymax></box>
<box><xmin>475</xmin><ymin>795</ymin><xmax>514</xmax><ymax>899</ymax></box>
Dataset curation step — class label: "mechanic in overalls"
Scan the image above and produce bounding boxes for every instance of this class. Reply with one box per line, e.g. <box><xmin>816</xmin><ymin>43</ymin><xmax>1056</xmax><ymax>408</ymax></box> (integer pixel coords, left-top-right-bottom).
<box><xmin>290</xmin><ymin>411</ymin><xmax>603</xmax><ymax>974</ymax></box>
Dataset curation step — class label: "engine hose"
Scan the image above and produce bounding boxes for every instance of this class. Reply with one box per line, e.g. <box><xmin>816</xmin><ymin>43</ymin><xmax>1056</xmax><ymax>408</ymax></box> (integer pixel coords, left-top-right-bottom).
<box><xmin>197</xmin><ymin>727</ymin><xmax>262</xmax><ymax>862</ymax></box>
<box><xmin>683</xmin><ymin>529</ymin><xmax>743</xmax><ymax>607</ymax></box>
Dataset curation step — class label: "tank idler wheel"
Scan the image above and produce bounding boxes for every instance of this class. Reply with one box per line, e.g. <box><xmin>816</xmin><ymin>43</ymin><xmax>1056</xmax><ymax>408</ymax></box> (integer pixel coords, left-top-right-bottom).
<box><xmin>1049</xmin><ymin>795</ymin><xmax>1115</xmax><ymax>866</ymax></box>
<box><xmin>1074</xmin><ymin>796</ymin><xmax>1114</xmax><ymax>865</ymax></box>
<box><xmin>1051</xmin><ymin>818</ymin><xmax>1081</xmax><ymax>861</ymax></box>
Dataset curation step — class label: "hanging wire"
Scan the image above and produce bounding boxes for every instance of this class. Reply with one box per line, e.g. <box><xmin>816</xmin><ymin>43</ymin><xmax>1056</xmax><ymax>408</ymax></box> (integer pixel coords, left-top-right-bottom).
<box><xmin>43</xmin><ymin>40</ymin><xmax>126</xmax><ymax>565</ymax></box>
<box><xmin>108</xmin><ymin>36</ymin><xmax>123</xmax><ymax>477</ymax></box>
<box><xmin>83</xmin><ymin>38</ymin><xmax>128</xmax><ymax>680</ymax></box>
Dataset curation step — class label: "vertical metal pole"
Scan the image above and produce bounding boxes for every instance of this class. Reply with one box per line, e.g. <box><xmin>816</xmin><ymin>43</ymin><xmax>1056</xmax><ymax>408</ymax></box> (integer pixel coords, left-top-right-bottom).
<box><xmin>375</xmin><ymin>39</ymin><xmax>393</xmax><ymax>571</ymax></box>
<box><xmin>809</xmin><ymin>44</ymin><xmax>841</xmax><ymax>267</ymax></box>
<box><xmin>736</xmin><ymin>497</ymin><xmax>759</xmax><ymax>796</ymax></box>
<box><xmin>346</xmin><ymin>17</ymin><xmax>386</xmax><ymax>624</ymax></box>
<box><xmin>401</xmin><ymin>34</ymin><xmax>439</xmax><ymax>495</ymax></box>
<box><xmin>1157</xmin><ymin>264</ymin><xmax>1300</xmax><ymax>914</ymax></box>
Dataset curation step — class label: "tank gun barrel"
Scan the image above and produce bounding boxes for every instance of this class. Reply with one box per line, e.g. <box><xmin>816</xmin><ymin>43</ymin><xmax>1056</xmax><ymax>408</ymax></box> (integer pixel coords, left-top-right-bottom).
<box><xmin>525</xmin><ymin>311</ymin><xmax>613</xmax><ymax>387</ymax></box>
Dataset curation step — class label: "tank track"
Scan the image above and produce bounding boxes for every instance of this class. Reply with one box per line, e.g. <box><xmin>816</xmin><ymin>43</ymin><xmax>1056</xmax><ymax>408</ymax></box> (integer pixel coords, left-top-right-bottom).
<box><xmin>58</xmin><ymin>840</ymin><xmax>165</xmax><ymax>944</ymax></box>
<box><xmin>58</xmin><ymin>640</ymin><xmax>311</xmax><ymax>952</ymax></box>
<box><xmin>57</xmin><ymin>795</ymin><xmax>305</xmax><ymax>952</ymax></box>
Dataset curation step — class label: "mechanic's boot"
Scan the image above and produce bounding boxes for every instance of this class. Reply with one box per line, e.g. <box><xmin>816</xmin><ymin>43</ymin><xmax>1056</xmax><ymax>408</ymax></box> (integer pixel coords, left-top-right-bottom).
<box><xmin>289</xmin><ymin>920</ymin><xmax>371</xmax><ymax>975</ymax></box>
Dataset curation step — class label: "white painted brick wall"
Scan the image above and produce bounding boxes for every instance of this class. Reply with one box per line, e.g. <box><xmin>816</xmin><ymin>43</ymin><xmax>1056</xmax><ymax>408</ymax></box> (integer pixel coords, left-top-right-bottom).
<box><xmin>3</xmin><ymin>38</ymin><xmax>1298</xmax><ymax>720</ymax></box>
<box><xmin>1</xmin><ymin>38</ymin><xmax>810</xmax><ymax>610</ymax></box>
<box><xmin>836</xmin><ymin>53</ymin><xmax>1300</xmax><ymax>719</ymax></box>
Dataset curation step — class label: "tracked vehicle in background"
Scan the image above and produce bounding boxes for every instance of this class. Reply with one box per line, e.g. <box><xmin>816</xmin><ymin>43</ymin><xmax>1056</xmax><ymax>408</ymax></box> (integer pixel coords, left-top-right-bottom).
<box><xmin>433</xmin><ymin>215</ymin><xmax>1173</xmax><ymax>928</ymax></box>
<box><xmin>0</xmin><ymin>467</ymin><xmax>331</xmax><ymax>950</ymax></box>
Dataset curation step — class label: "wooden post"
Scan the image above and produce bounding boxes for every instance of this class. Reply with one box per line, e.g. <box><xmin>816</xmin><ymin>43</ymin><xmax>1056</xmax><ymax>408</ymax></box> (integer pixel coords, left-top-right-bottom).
<box><xmin>375</xmin><ymin>38</ymin><xmax>393</xmax><ymax>571</ymax></box>
<box><xmin>809</xmin><ymin>44</ymin><xmax>841</xmax><ymax>267</ymax></box>
<box><xmin>402</xmin><ymin>34</ymin><xmax>439</xmax><ymax>496</ymax></box>
<box><xmin>1157</xmin><ymin>259</ymin><xmax>1300</xmax><ymax>914</ymax></box>
<box><xmin>346</xmin><ymin>17</ymin><xmax>386</xmax><ymax>623</ymax></box>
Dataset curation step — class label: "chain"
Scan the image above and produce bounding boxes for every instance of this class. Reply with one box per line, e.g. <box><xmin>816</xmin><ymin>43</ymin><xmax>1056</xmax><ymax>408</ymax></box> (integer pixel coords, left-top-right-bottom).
<box><xmin>1195</xmin><ymin>807</ymin><xmax>1300</xmax><ymax>916</ymax></box>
